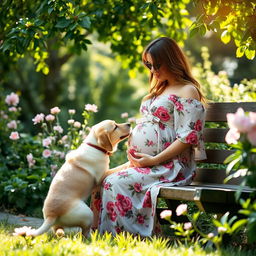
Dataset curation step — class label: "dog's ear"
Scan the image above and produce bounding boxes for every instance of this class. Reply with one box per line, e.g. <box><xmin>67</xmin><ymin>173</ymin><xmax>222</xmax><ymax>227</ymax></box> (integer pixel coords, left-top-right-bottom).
<box><xmin>95</xmin><ymin>127</ymin><xmax>113</xmax><ymax>152</ymax></box>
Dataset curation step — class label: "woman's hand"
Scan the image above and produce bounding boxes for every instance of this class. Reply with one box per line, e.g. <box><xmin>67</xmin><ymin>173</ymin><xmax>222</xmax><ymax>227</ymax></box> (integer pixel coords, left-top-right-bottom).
<box><xmin>127</xmin><ymin>151</ymin><xmax>157</xmax><ymax>167</ymax></box>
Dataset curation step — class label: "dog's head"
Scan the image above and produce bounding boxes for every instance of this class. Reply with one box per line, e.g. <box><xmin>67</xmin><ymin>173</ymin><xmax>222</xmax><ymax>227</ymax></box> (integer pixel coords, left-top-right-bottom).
<box><xmin>93</xmin><ymin>120</ymin><xmax>131</xmax><ymax>153</ymax></box>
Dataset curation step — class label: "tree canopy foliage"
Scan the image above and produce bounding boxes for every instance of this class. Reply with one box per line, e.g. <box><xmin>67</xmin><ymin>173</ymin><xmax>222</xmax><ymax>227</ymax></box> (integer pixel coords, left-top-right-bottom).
<box><xmin>191</xmin><ymin>0</ymin><xmax>256</xmax><ymax>60</ymax></box>
<box><xmin>1</xmin><ymin>0</ymin><xmax>255</xmax><ymax>75</ymax></box>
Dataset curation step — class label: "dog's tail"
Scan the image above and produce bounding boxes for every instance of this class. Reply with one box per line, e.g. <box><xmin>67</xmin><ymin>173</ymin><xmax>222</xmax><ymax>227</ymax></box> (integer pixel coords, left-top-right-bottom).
<box><xmin>26</xmin><ymin>217</ymin><xmax>56</xmax><ymax>237</ymax></box>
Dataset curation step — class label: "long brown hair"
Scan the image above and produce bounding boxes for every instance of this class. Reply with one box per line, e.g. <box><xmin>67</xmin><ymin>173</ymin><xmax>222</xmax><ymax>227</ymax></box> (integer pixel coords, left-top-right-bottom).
<box><xmin>142</xmin><ymin>37</ymin><xmax>206</xmax><ymax>104</ymax></box>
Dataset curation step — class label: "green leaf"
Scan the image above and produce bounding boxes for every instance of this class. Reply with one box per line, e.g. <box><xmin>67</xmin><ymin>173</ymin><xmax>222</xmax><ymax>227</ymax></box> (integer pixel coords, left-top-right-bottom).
<box><xmin>245</xmin><ymin>49</ymin><xmax>255</xmax><ymax>60</ymax></box>
<box><xmin>55</xmin><ymin>18</ymin><xmax>71</xmax><ymax>28</ymax></box>
<box><xmin>79</xmin><ymin>16</ymin><xmax>91</xmax><ymax>29</ymax></box>
<box><xmin>199</xmin><ymin>24</ymin><xmax>207</xmax><ymax>36</ymax></box>
<box><xmin>189</xmin><ymin>26</ymin><xmax>199</xmax><ymax>38</ymax></box>
<box><xmin>236</xmin><ymin>46</ymin><xmax>245</xmax><ymax>58</ymax></box>
<box><xmin>231</xmin><ymin>219</ymin><xmax>247</xmax><ymax>232</ymax></box>
<box><xmin>221</xmin><ymin>30</ymin><xmax>231</xmax><ymax>44</ymax></box>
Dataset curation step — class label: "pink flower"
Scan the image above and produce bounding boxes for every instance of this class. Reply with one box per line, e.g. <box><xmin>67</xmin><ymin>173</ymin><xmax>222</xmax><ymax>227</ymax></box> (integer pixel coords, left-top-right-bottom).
<box><xmin>32</xmin><ymin>113</ymin><xmax>45</xmax><ymax>124</ymax></box>
<box><xmin>42</xmin><ymin>137</ymin><xmax>52</xmax><ymax>147</ymax></box>
<box><xmin>185</xmin><ymin>131</ymin><xmax>198</xmax><ymax>145</ymax></box>
<box><xmin>9</xmin><ymin>131</ymin><xmax>20</xmax><ymax>140</ymax></box>
<box><xmin>163</xmin><ymin>160</ymin><xmax>174</xmax><ymax>169</ymax></box>
<box><xmin>85</xmin><ymin>104</ymin><xmax>98</xmax><ymax>112</ymax></box>
<box><xmin>247</xmin><ymin>127</ymin><xmax>256</xmax><ymax>146</ymax></box>
<box><xmin>106</xmin><ymin>201</ymin><xmax>117</xmax><ymax>221</ymax></box>
<box><xmin>173</xmin><ymin>172</ymin><xmax>185</xmax><ymax>182</ymax></box>
<box><xmin>227</xmin><ymin>108</ymin><xmax>253</xmax><ymax>133</ymax></box>
<box><xmin>74</xmin><ymin>121</ymin><xmax>81</xmax><ymax>128</ymax></box>
<box><xmin>163</xmin><ymin>142</ymin><xmax>171</xmax><ymax>149</ymax></box>
<box><xmin>9</xmin><ymin>107</ymin><xmax>17</xmax><ymax>112</ymax></box>
<box><xmin>115</xmin><ymin>226</ymin><xmax>123</xmax><ymax>233</ymax></box>
<box><xmin>45</xmin><ymin>114</ymin><xmax>55</xmax><ymax>122</ymax></box>
<box><xmin>225</xmin><ymin>128</ymin><xmax>240</xmax><ymax>144</ymax></box>
<box><xmin>176</xmin><ymin>204</ymin><xmax>188</xmax><ymax>216</ymax></box>
<box><xmin>153</xmin><ymin>106</ymin><xmax>171</xmax><ymax>122</ymax></box>
<box><xmin>184</xmin><ymin>222</ymin><xmax>192</xmax><ymax>230</ymax></box>
<box><xmin>160</xmin><ymin>210</ymin><xmax>172</xmax><ymax>219</ymax></box>
<box><xmin>249</xmin><ymin>112</ymin><xmax>256</xmax><ymax>126</ymax></box>
<box><xmin>121</xmin><ymin>112</ymin><xmax>129</xmax><ymax>118</ymax></box>
<box><xmin>168</xmin><ymin>94</ymin><xmax>178</xmax><ymax>103</ymax></box>
<box><xmin>137</xmin><ymin>214</ymin><xmax>145</xmax><ymax>224</ymax></box>
<box><xmin>194</xmin><ymin>120</ymin><xmax>202</xmax><ymax>131</ymax></box>
<box><xmin>53</xmin><ymin>125</ymin><xmax>63</xmax><ymax>133</ymax></box>
<box><xmin>134</xmin><ymin>167</ymin><xmax>151</xmax><ymax>174</ymax></box>
<box><xmin>69</xmin><ymin>109</ymin><xmax>76</xmax><ymax>115</ymax></box>
<box><xmin>7</xmin><ymin>120</ymin><xmax>17</xmax><ymax>129</ymax></box>
<box><xmin>175</xmin><ymin>101</ymin><xmax>184</xmax><ymax>111</ymax></box>
<box><xmin>26</xmin><ymin>153</ymin><xmax>36</xmax><ymax>168</ymax></box>
<box><xmin>115</xmin><ymin>194</ymin><xmax>132</xmax><ymax>216</ymax></box>
<box><xmin>42</xmin><ymin>149</ymin><xmax>52</xmax><ymax>158</ymax></box>
<box><xmin>159</xmin><ymin>122</ymin><xmax>166</xmax><ymax>130</ymax></box>
<box><xmin>5</xmin><ymin>92</ymin><xmax>19</xmax><ymax>106</ymax></box>
<box><xmin>133</xmin><ymin>183</ymin><xmax>142</xmax><ymax>193</ymax></box>
<box><xmin>50</xmin><ymin>106</ymin><xmax>61</xmax><ymax>115</ymax></box>
<box><xmin>142</xmin><ymin>191</ymin><xmax>152</xmax><ymax>208</ymax></box>
<box><xmin>103</xmin><ymin>182</ymin><xmax>111</xmax><ymax>190</ymax></box>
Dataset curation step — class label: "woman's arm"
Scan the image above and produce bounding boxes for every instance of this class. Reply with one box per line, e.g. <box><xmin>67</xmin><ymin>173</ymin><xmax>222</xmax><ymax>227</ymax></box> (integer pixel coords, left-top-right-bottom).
<box><xmin>128</xmin><ymin>139</ymin><xmax>191</xmax><ymax>167</ymax></box>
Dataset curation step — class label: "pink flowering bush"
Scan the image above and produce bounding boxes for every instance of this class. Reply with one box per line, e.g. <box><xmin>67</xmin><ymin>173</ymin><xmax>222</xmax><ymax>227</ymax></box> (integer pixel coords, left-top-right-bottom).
<box><xmin>0</xmin><ymin>91</ymin><xmax>98</xmax><ymax>216</ymax></box>
<box><xmin>223</xmin><ymin>107</ymin><xmax>256</xmax><ymax>243</ymax></box>
<box><xmin>224</xmin><ymin>107</ymin><xmax>256</xmax><ymax>188</ymax></box>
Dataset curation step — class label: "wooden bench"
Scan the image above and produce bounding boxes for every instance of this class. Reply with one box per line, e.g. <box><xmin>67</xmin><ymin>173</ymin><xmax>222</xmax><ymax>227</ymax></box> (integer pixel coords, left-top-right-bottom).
<box><xmin>158</xmin><ymin>102</ymin><xmax>256</xmax><ymax>218</ymax></box>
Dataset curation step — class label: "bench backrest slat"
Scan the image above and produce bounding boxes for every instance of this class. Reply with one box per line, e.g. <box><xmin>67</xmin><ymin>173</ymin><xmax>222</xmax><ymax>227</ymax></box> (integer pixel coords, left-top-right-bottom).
<box><xmin>198</xmin><ymin>149</ymin><xmax>235</xmax><ymax>164</ymax></box>
<box><xmin>205</xmin><ymin>102</ymin><xmax>256</xmax><ymax>122</ymax></box>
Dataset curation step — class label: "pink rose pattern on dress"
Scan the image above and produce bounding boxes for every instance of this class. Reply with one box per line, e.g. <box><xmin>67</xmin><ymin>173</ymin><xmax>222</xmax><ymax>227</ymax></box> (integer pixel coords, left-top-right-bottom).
<box><xmin>93</xmin><ymin>94</ymin><xmax>205</xmax><ymax>236</ymax></box>
<box><xmin>153</xmin><ymin>106</ymin><xmax>171</xmax><ymax>122</ymax></box>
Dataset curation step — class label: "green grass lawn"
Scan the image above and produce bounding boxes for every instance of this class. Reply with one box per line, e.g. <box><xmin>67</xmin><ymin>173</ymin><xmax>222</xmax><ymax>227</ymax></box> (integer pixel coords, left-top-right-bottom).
<box><xmin>1</xmin><ymin>223</ymin><xmax>255</xmax><ymax>256</ymax></box>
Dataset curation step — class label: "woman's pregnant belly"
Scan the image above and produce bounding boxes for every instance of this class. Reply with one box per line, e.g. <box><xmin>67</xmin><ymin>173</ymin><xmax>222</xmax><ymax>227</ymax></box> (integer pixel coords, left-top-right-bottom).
<box><xmin>128</xmin><ymin>122</ymin><xmax>159</xmax><ymax>156</ymax></box>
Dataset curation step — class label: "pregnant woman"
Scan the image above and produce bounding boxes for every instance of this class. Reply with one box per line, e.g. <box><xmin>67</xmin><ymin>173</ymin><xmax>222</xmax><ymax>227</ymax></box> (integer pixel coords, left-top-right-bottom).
<box><xmin>90</xmin><ymin>37</ymin><xmax>207</xmax><ymax>237</ymax></box>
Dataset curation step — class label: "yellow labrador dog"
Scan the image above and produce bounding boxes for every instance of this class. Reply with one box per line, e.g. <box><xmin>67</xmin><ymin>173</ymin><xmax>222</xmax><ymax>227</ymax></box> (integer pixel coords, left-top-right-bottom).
<box><xmin>26</xmin><ymin>120</ymin><xmax>131</xmax><ymax>237</ymax></box>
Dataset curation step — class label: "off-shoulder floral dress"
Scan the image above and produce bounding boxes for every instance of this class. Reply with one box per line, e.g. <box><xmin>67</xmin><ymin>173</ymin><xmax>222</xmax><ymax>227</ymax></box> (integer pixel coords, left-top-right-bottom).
<box><xmin>91</xmin><ymin>94</ymin><xmax>206</xmax><ymax>237</ymax></box>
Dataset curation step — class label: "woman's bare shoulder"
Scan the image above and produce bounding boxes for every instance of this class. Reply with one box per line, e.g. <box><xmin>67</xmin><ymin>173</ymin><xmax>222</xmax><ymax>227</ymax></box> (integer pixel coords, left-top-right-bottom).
<box><xmin>179</xmin><ymin>84</ymin><xmax>200</xmax><ymax>101</ymax></box>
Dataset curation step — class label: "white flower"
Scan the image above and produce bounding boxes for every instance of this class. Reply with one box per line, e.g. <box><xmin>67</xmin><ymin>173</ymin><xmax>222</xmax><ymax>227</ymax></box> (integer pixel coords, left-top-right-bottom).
<box><xmin>74</xmin><ymin>121</ymin><xmax>81</xmax><ymax>128</ymax></box>
<box><xmin>121</xmin><ymin>112</ymin><xmax>129</xmax><ymax>118</ymax></box>
<box><xmin>85</xmin><ymin>104</ymin><xmax>98</xmax><ymax>113</ymax></box>
<box><xmin>50</xmin><ymin>106</ymin><xmax>61</xmax><ymax>115</ymax></box>
<box><xmin>53</xmin><ymin>125</ymin><xmax>63</xmax><ymax>133</ymax></box>
<box><xmin>69</xmin><ymin>109</ymin><xmax>76</xmax><ymax>115</ymax></box>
